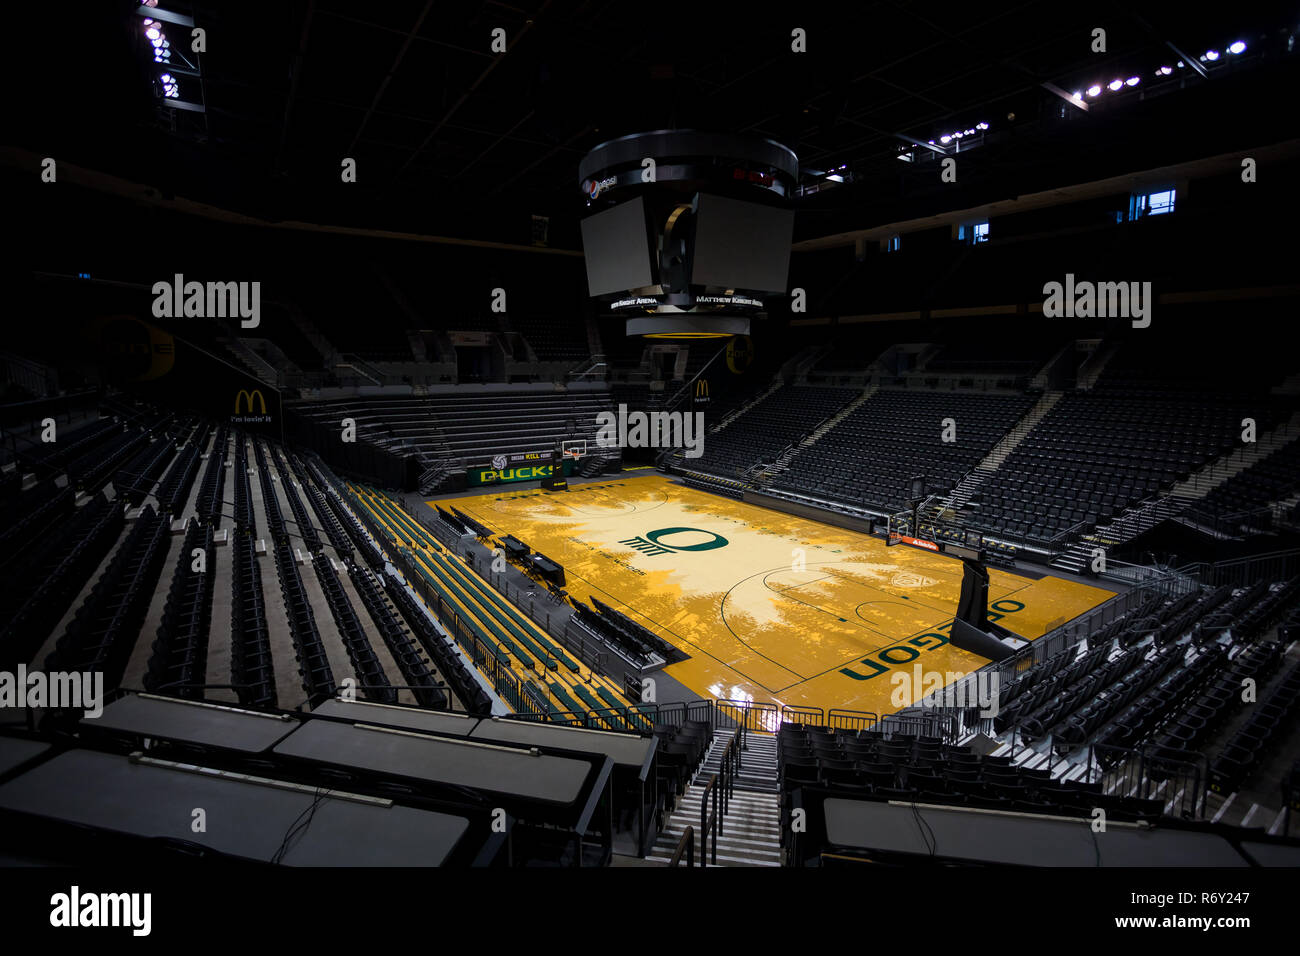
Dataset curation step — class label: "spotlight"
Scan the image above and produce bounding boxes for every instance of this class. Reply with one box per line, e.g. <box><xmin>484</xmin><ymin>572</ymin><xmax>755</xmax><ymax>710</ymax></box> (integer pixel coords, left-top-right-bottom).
<box><xmin>1156</xmin><ymin>65</ymin><xmax>1173</xmax><ymax>75</ymax></box>
<box><xmin>1107</xmin><ymin>79</ymin><xmax>1123</xmax><ymax>91</ymax></box>
<box><xmin>1177</xmin><ymin>60</ymin><xmax>1185</xmax><ymax>68</ymax></box>
<box><xmin>1228</xmin><ymin>40</ymin><xmax>1246</xmax><ymax>55</ymax></box>
<box><xmin>976</xmin><ymin>121</ymin><xmax>989</xmax><ymax>130</ymax></box>
<box><xmin>1205</xmin><ymin>49</ymin><xmax>1220</xmax><ymax>61</ymax></box>
<box><xmin>1125</xmin><ymin>76</ymin><xmax>1140</xmax><ymax>86</ymax></box>
<box><xmin>940</xmin><ymin>135</ymin><xmax>951</xmax><ymax>143</ymax></box>
<box><xmin>1086</xmin><ymin>84</ymin><xmax>1102</xmax><ymax>97</ymax></box>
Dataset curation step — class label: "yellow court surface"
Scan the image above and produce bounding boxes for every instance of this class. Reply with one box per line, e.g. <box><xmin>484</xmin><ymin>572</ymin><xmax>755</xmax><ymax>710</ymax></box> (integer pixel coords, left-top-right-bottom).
<box><xmin>438</xmin><ymin>475</ymin><xmax>1115</xmax><ymax>717</ymax></box>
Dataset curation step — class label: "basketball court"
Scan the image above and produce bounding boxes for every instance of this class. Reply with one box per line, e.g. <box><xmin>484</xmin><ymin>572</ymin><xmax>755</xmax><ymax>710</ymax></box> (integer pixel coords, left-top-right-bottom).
<box><xmin>437</xmin><ymin>475</ymin><xmax>1115</xmax><ymax>716</ymax></box>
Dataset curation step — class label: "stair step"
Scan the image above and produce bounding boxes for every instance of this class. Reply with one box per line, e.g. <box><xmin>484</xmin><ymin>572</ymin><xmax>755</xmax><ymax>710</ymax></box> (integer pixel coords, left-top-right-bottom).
<box><xmin>647</xmin><ymin>848</ymin><xmax>781</xmax><ymax>867</ymax></box>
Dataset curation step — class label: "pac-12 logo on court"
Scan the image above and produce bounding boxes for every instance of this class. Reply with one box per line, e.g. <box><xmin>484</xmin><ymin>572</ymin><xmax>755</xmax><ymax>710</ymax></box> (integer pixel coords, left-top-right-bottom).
<box><xmin>619</xmin><ymin>527</ymin><xmax>730</xmax><ymax>557</ymax></box>
<box><xmin>492</xmin><ymin>455</ymin><xmax>507</xmax><ymax>470</ymax></box>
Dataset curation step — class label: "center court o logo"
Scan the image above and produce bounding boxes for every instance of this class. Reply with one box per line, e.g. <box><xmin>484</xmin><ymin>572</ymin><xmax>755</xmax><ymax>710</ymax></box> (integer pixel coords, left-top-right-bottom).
<box><xmin>644</xmin><ymin>527</ymin><xmax>729</xmax><ymax>552</ymax></box>
<box><xmin>620</xmin><ymin>526</ymin><xmax>730</xmax><ymax>557</ymax></box>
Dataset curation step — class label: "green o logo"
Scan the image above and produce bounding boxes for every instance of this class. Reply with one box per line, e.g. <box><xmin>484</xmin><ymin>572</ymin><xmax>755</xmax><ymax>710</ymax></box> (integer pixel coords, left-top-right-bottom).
<box><xmin>643</xmin><ymin>527</ymin><xmax>730</xmax><ymax>552</ymax></box>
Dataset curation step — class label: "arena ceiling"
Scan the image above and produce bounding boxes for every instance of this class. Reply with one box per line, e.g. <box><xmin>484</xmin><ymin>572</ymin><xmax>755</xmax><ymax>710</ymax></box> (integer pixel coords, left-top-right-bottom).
<box><xmin>17</xmin><ymin>1</ymin><xmax>1300</xmax><ymax>247</ymax></box>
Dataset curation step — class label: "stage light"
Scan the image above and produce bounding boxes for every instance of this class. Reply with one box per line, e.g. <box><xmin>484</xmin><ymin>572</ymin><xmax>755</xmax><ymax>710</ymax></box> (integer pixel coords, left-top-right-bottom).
<box><xmin>1156</xmin><ymin>65</ymin><xmax>1173</xmax><ymax>75</ymax></box>
<box><xmin>1108</xmin><ymin>79</ymin><xmax>1123</xmax><ymax>91</ymax></box>
<box><xmin>1177</xmin><ymin>60</ymin><xmax>1185</xmax><ymax>68</ymax></box>
<box><xmin>976</xmin><ymin>122</ymin><xmax>989</xmax><ymax>130</ymax></box>
<box><xmin>940</xmin><ymin>135</ymin><xmax>951</xmax><ymax>143</ymax></box>
<box><xmin>1205</xmin><ymin>49</ymin><xmax>1220</xmax><ymax>61</ymax></box>
<box><xmin>1125</xmin><ymin>76</ymin><xmax>1140</xmax><ymax>86</ymax></box>
<box><xmin>146</xmin><ymin>26</ymin><xmax>161</xmax><ymax>40</ymax></box>
<box><xmin>1086</xmin><ymin>84</ymin><xmax>1102</xmax><ymax>97</ymax></box>
<box><xmin>1228</xmin><ymin>41</ymin><xmax>1246</xmax><ymax>55</ymax></box>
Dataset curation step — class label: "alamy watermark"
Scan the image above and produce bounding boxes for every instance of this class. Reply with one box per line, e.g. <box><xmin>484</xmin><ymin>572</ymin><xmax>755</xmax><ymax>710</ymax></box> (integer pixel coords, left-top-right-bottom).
<box><xmin>50</xmin><ymin>886</ymin><xmax>151</xmax><ymax>936</ymax></box>
<box><xmin>151</xmin><ymin>274</ymin><xmax>260</xmax><ymax>328</ymax></box>
<box><xmin>890</xmin><ymin>664</ymin><xmax>1000</xmax><ymax>718</ymax></box>
<box><xmin>0</xmin><ymin>666</ymin><xmax>104</xmax><ymax>718</ymax></box>
<box><xmin>1042</xmin><ymin>273</ymin><xmax>1151</xmax><ymax>328</ymax></box>
<box><xmin>595</xmin><ymin>404</ymin><xmax>705</xmax><ymax>458</ymax></box>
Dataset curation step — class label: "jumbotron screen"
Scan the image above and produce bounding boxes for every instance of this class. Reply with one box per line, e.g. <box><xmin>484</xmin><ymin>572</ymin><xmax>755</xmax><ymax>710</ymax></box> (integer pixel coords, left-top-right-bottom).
<box><xmin>690</xmin><ymin>193</ymin><xmax>794</xmax><ymax>293</ymax></box>
<box><xmin>580</xmin><ymin>196</ymin><xmax>655</xmax><ymax>297</ymax></box>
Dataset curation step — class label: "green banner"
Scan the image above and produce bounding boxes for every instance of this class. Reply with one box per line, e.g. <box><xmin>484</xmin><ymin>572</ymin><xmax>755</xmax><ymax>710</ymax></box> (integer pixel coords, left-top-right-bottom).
<box><xmin>467</xmin><ymin>458</ymin><xmax>575</xmax><ymax>487</ymax></box>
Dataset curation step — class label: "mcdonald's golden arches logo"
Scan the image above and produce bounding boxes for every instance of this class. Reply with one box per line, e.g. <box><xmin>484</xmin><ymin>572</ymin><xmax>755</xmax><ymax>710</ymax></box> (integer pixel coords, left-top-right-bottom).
<box><xmin>695</xmin><ymin>378</ymin><xmax>710</xmax><ymax>400</ymax></box>
<box><xmin>234</xmin><ymin>389</ymin><xmax>267</xmax><ymax>415</ymax></box>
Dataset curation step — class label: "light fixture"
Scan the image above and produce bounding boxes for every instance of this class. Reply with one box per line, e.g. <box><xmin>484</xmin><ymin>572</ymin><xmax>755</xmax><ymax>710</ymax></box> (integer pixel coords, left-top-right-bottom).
<box><xmin>1086</xmin><ymin>84</ymin><xmax>1102</xmax><ymax>97</ymax></box>
<box><xmin>1125</xmin><ymin>76</ymin><xmax>1140</xmax><ymax>86</ymax></box>
<box><xmin>1205</xmin><ymin>49</ymin><xmax>1220</xmax><ymax>61</ymax></box>
<box><xmin>1108</xmin><ymin>79</ymin><xmax>1124</xmax><ymax>91</ymax></box>
<box><xmin>1156</xmin><ymin>65</ymin><xmax>1172</xmax><ymax>75</ymax></box>
<box><xmin>1228</xmin><ymin>40</ymin><xmax>1246</xmax><ymax>55</ymax></box>
<box><xmin>940</xmin><ymin>135</ymin><xmax>951</xmax><ymax>143</ymax></box>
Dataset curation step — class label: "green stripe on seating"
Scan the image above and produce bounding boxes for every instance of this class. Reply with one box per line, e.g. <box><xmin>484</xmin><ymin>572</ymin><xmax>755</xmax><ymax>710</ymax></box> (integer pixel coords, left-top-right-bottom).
<box><xmin>427</xmin><ymin>550</ymin><xmax>559</xmax><ymax>671</ymax></box>
<box><xmin>547</xmin><ymin>682</ymin><xmax>582</xmax><ymax>715</ymax></box>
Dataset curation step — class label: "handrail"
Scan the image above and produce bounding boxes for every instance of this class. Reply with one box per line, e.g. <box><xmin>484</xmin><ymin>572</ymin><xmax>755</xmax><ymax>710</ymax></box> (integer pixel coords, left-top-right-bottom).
<box><xmin>667</xmin><ymin>826</ymin><xmax>695</xmax><ymax>867</ymax></box>
<box><xmin>699</xmin><ymin>774</ymin><xmax>719</xmax><ymax>867</ymax></box>
<box><xmin>695</xmin><ymin>728</ymin><xmax>741</xmax><ymax>866</ymax></box>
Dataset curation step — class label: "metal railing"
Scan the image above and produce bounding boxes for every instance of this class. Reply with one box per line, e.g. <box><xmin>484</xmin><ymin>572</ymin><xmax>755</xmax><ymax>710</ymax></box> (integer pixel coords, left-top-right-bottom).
<box><xmin>1087</xmin><ymin>742</ymin><xmax>1209</xmax><ymax>820</ymax></box>
<box><xmin>1177</xmin><ymin>549</ymin><xmax>1300</xmax><ymax>589</ymax></box>
<box><xmin>694</xmin><ymin>730</ymin><xmax>741</xmax><ymax>866</ymax></box>
<box><xmin>667</xmin><ymin>826</ymin><xmax>696</xmax><ymax>867</ymax></box>
<box><xmin>826</xmin><ymin>708</ymin><xmax>880</xmax><ymax>733</ymax></box>
<box><xmin>716</xmin><ymin>698</ymin><xmax>779</xmax><ymax>737</ymax></box>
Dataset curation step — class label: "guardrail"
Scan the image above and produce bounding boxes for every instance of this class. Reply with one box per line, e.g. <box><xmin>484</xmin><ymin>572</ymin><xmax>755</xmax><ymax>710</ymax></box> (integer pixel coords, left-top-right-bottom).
<box><xmin>1088</xmin><ymin>742</ymin><xmax>1208</xmax><ymax>821</ymax></box>
<box><xmin>1177</xmin><ymin>549</ymin><xmax>1300</xmax><ymax>589</ymax></box>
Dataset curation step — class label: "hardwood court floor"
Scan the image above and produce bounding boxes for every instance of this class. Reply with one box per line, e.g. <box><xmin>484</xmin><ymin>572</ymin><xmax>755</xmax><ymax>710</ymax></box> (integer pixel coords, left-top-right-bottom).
<box><xmin>438</xmin><ymin>475</ymin><xmax>1115</xmax><ymax>717</ymax></box>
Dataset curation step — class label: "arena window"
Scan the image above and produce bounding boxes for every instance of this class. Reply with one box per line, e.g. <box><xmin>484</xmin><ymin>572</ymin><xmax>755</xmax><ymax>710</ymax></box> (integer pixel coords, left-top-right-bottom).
<box><xmin>1129</xmin><ymin>188</ymin><xmax>1176</xmax><ymax>219</ymax></box>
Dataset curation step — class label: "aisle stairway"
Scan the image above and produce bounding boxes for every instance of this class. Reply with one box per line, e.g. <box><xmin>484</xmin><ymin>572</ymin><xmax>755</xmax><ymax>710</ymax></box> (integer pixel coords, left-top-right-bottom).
<box><xmin>932</xmin><ymin>390</ymin><xmax>1064</xmax><ymax>519</ymax></box>
<box><xmin>648</xmin><ymin>732</ymin><xmax>782</xmax><ymax>866</ymax></box>
<box><xmin>758</xmin><ymin>387</ymin><xmax>877</xmax><ymax>485</ymax></box>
